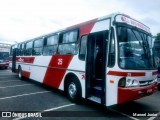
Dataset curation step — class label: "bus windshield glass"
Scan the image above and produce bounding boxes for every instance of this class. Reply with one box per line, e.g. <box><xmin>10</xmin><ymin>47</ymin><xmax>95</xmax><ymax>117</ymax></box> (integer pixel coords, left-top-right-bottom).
<box><xmin>0</xmin><ymin>52</ymin><xmax>9</xmax><ymax>60</ymax></box>
<box><xmin>117</xmin><ymin>26</ymin><xmax>156</xmax><ymax>69</ymax></box>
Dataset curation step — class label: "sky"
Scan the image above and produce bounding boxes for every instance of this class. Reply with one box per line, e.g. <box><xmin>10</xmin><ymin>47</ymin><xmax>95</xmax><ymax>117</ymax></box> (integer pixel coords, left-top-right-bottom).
<box><xmin>0</xmin><ymin>0</ymin><xmax>160</xmax><ymax>44</ymax></box>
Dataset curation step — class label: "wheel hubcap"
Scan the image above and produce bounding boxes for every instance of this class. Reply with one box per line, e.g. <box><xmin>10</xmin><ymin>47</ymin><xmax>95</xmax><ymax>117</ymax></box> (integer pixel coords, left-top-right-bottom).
<box><xmin>19</xmin><ymin>70</ymin><xmax>21</xmax><ymax>78</ymax></box>
<box><xmin>68</xmin><ymin>82</ymin><xmax>77</xmax><ymax>98</ymax></box>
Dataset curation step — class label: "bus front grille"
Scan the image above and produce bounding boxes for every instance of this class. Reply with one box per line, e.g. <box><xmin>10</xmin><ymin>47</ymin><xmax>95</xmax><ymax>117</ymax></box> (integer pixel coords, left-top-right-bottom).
<box><xmin>139</xmin><ymin>80</ymin><xmax>155</xmax><ymax>87</ymax></box>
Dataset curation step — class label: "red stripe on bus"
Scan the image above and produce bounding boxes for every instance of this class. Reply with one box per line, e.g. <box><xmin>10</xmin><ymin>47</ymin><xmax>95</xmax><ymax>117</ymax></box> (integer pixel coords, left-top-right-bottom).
<box><xmin>118</xmin><ymin>83</ymin><xmax>157</xmax><ymax>104</ymax></box>
<box><xmin>43</xmin><ymin>55</ymin><xmax>73</xmax><ymax>89</ymax></box>
<box><xmin>107</xmin><ymin>71</ymin><xmax>145</xmax><ymax>77</ymax></box>
<box><xmin>22</xmin><ymin>70</ymin><xmax>30</xmax><ymax>78</ymax></box>
<box><xmin>16</xmin><ymin>57</ymin><xmax>35</xmax><ymax>64</ymax></box>
<box><xmin>79</xmin><ymin>21</ymin><xmax>96</xmax><ymax>37</ymax></box>
<box><xmin>152</xmin><ymin>71</ymin><xmax>158</xmax><ymax>76</ymax></box>
<box><xmin>67</xmin><ymin>19</ymin><xmax>97</xmax><ymax>32</ymax></box>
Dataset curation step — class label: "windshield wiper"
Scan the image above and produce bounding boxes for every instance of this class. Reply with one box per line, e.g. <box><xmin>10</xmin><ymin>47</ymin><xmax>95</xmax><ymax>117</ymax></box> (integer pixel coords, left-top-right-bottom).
<box><xmin>132</xmin><ymin>30</ymin><xmax>143</xmax><ymax>48</ymax></box>
<box><xmin>139</xmin><ymin>33</ymin><xmax>149</xmax><ymax>56</ymax></box>
<box><xmin>132</xmin><ymin>30</ymin><xmax>148</xmax><ymax>58</ymax></box>
<box><xmin>133</xmin><ymin>30</ymin><xmax>151</xmax><ymax>67</ymax></box>
<box><xmin>140</xmin><ymin>33</ymin><xmax>154</xmax><ymax>68</ymax></box>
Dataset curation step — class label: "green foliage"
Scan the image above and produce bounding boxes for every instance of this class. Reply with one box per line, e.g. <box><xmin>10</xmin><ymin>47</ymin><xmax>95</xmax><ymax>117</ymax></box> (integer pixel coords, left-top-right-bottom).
<box><xmin>155</xmin><ymin>33</ymin><xmax>160</xmax><ymax>40</ymax></box>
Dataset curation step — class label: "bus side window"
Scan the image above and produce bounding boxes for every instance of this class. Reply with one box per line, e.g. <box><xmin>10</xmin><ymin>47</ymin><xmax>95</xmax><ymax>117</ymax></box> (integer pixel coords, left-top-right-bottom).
<box><xmin>17</xmin><ymin>44</ymin><xmax>24</xmax><ymax>56</ymax></box>
<box><xmin>43</xmin><ymin>35</ymin><xmax>58</xmax><ymax>56</ymax></box>
<box><xmin>58</xmin><ymin>30</ymin><xmax>78</xmax><ymax>55</ymax></box>
<box><xmin>24</xmin><ymin>41</ymin><xmax>33</xmax><ymax>56</ymax></box>
<box><xmin>18</xmin><ymin>44</ymin><xmax>21</xmax><ymax>56</ymax></box>
<box><xmin>16</xmin><ymin>44</ymin><xmax>20</xmax><ymax>56</ymax></box>
<box><xmin>20</xmin><ymin>43</ymin><xmax>25</xmax><ymax>56</ymax></box>
<box><xmin>33</xmin><ymin>38</ymin><xmax>43</xmax><ymax>56</ymax></box>
<box><xmin>79</xmin><ymin>35</ymin><xmax>87</xmax><ymax>60</ymax></box>
<box><xmin>108</xmin><ymin>28</ymin><xmax>115</xmax><ymax>67</ymax></box>
<box><xmin>10</xmin><ymin>46</ymin><xmax>13</xmax><ymax>56</ymax></box>
<box><xmin>10</xmin><ymin>45</ymin><xmax>17</xmax><ymax>56</ymax></box>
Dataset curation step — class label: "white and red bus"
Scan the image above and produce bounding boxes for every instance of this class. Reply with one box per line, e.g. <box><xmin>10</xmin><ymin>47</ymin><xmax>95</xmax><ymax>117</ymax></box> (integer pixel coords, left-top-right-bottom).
<box><xmin>0</xmin><ymin>43</ymin><xmax>10</xmax><ymax>69</ymax></box>
<box><xmin>9</xmin><ymin>13</ymin><xmax>158</xmax><ymax>106</ymax></box>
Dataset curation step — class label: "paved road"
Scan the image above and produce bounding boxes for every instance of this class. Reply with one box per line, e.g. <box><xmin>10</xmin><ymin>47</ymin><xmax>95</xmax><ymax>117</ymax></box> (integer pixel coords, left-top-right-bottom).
<box><xmin>0</xmin><ymin>69</ymin><xmax>159</xmax><ymax>120</ymax></box>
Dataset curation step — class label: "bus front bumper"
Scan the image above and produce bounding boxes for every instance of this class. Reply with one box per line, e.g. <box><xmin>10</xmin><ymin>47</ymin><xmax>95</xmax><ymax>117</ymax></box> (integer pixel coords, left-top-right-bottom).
<box><xmin>118</xmin><ymin>82</ymin><xmax>158</xmax><ymax>104</ymax></box>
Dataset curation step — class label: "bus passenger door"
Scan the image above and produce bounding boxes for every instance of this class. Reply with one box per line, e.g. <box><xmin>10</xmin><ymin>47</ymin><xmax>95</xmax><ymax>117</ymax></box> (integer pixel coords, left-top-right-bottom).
<box><xmin>12</xmin><ymin>48</ymin><xmax>17</xmax><ymax>73</ymax></box>
<box><xmin>86</xmin><ymin>31</ymin><xmax>108</xmax><ymax>105</ymax></box>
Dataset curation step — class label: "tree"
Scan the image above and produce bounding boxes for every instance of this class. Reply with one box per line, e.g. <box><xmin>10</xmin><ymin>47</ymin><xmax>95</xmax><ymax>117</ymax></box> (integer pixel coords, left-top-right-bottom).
<box><xmin>155</xmin><ymin>33</ymin><xmax>160</xmax><ymax>40</ymax></box>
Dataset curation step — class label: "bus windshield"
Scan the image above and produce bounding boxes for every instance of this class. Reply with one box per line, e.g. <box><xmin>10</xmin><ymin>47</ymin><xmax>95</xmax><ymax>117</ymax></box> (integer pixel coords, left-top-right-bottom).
<box><xmin>117</xmin><ymin>26</ymin><xmax>156</xmax><ymax>70</ymax></box>
<box><xmin>0</xmin><ymin>52</ymin><xmax>9</xmax><ymax>60</ymax></box>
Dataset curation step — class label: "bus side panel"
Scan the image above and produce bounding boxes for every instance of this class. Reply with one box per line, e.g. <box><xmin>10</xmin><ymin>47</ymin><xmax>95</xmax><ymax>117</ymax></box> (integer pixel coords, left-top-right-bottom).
<box><xmin>29</xmin><ymin>56</ymin><xmax>52</xmax><ymax>83</ymax></box>
<box><xmin>16</xmin><ymin>57</ymin><xmax>35</xmax><ymax>78</ymax></box>
<box><xmin>43</xmin><ymin>55</ymin><xmax>73</xmax><ymax>88</ymax></box>
<box><xmin>106</xmin><ymin>70</ymin><xmax>119</xmax><ymax>106</ymax></box>
<box><xmin>59</xmin><ymin>55</ymin><xmax>86</xmax><ymax>98</ymax></box>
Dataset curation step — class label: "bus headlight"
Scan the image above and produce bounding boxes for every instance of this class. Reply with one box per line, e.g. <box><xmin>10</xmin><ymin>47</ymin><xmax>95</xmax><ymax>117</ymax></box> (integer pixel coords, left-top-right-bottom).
<box><xmin>126</xmin><ymin>79</ymin><xmax>139</xmax><ymax>87</ymax></box>
<box><xmin>126</xmin><ymin>79</ymin><xmax>132</xmax><ymax>86</ymax></box>
<box><xmin>132</xmin><ymin>79</ymin><xmax>139</xmax><ymax>87</ymax></box>
<box><xmin>154</xmin><ymin>78</ymin><xmax>157</xmax><ymax>82</ymax></box>
<box><xmin>118</xmin><ymin>78</ymin><xmax>140</xmax><ymax>88</ymax></box>
<box><xmin>118</xmin><ymin>77</ymin><xmax>126</xmax><ymax>88</ymax></box>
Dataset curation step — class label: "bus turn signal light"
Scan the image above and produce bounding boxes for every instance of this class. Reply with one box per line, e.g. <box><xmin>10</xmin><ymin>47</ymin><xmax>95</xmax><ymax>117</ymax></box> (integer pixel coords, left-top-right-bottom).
<box><xmin>110</xmin><ymin>80</ymin><xmax>114</xmax><ymax>84</ymax></box>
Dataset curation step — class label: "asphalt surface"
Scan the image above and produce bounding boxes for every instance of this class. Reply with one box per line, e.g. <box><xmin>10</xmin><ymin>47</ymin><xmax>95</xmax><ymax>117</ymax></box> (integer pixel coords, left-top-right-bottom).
<box><xmin>0</xmin><ymin>69</ymin><xmax>160</xmax><ymax>120</ymax></box>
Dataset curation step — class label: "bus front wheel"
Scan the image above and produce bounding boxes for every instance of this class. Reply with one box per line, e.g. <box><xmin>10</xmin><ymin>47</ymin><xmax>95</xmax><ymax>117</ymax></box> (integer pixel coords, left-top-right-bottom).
<box><xmin>66</xmin><ymin>77</ymin><xmax>81</xmax><ymax>102</ymax></box>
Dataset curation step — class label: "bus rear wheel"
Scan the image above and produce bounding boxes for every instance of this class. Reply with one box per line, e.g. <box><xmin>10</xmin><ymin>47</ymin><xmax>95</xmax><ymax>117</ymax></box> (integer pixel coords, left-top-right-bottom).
<box><xmin>18</xmin><ymin>67</ymin><xmax>23</xmax><ymax>80</ymax></box>
<box><xmin>66</xmin><ymin>77</ymin><xmax>81</xmax><ymax>102</ymax></box>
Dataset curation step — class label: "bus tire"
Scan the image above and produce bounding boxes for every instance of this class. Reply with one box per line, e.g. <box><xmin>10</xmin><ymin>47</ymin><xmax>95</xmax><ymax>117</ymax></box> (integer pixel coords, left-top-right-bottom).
<box><xmin>66</xmin><ymin>77</ymin><xmax>82</xmax><ymax>103</ymax></box>
<box><xmin>18</xmin><ymin>66</ymin><xmax>23</xmax><ymax>80</ymax></box>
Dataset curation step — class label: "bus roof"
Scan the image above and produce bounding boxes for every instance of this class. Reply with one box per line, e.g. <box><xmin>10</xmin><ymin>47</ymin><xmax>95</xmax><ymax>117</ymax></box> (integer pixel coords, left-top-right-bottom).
<box><xmin>0</xmin><ymin>43</ymin><xmax>11</xmax><ymax>50</ymax></box>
